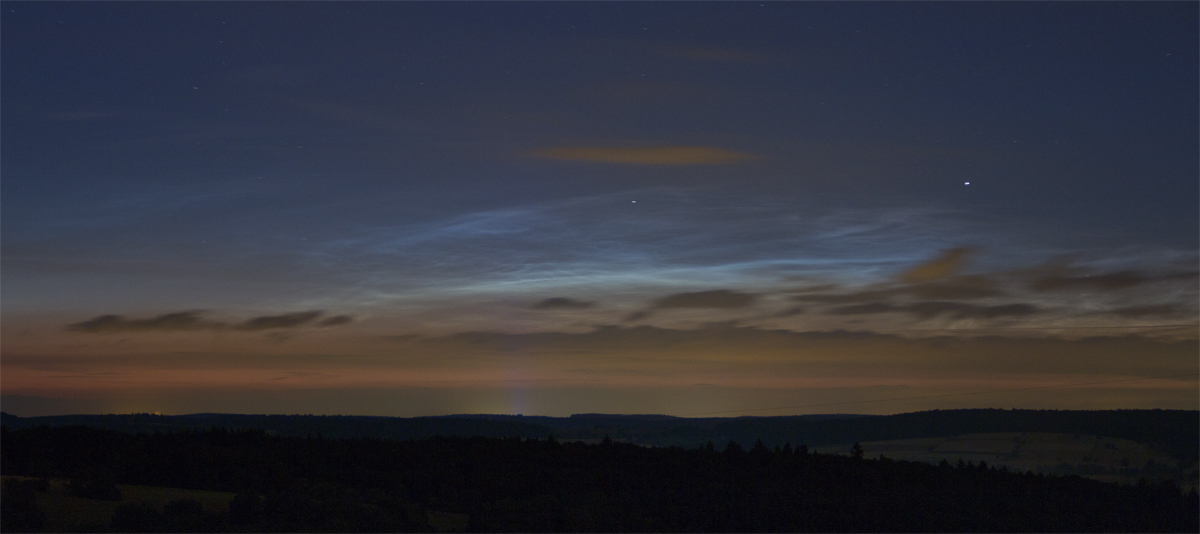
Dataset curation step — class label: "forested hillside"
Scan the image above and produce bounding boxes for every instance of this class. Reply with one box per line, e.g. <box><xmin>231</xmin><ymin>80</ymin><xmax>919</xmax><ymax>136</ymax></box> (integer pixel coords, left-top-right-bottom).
<box><xmin>2</xmin><ymin>425</ymin><xmax>1197</xmax><ymax>532</ymax></box>
<box><xmin>3</xmin><ymin>409</ymin><xmax>1195</xmax><ymax>463</ymax></box>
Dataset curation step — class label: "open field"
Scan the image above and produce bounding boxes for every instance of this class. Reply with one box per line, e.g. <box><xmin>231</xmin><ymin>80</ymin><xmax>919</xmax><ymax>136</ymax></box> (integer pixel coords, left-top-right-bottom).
<box><xmin>2</xmin><ymin>476</ymin><xmax>236</xmax><ymax>533</ymax></box>
<box><xmin>811</xmin><ymin>432</ymin><xmax>1196</xmax><ymax>490</ymax></box>
<box><xmin>4</xmin><ymin>476</ymin><xmax>474</xmax><ymax>532</ymax></box>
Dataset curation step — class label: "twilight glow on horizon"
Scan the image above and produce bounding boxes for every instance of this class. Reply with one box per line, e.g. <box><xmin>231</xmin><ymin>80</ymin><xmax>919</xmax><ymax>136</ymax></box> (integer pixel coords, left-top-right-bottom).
<box><xmin>2</xmin><ymin>2</ymin><xmax>1197</xmax><ymax>417</ymax></box>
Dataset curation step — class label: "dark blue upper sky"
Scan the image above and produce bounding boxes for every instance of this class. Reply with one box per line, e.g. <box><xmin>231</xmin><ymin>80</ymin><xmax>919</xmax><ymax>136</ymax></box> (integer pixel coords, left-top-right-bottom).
<box><xmin>5</xmin><ymin>2</ymin><xmax>1195</xmax><ymax>238</ymax></box>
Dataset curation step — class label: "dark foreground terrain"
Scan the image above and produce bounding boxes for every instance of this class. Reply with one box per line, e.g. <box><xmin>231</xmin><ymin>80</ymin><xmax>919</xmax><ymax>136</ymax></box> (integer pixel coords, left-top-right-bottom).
<box><xmin>2</xmin><ymin>424</ymin><xmax>1197</xmax><ymax>532</ymax></box>
<box><xmin>4</xmin><ymin>409</ymin><xmax>1196</xmax><ymax>463</ymax></box>
<box><xmin>5</xmin><ymin>408</ymin><xmax>1196</xmax><ymax>490</ymax></box>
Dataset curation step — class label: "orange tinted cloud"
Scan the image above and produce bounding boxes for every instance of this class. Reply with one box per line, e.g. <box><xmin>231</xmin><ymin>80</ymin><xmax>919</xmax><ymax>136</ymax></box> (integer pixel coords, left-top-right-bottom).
<box><xmin>531</xmin><ymin>146</ymin><xmax>755</xmax><ymax>165</ymax></box>
<box><xmin>900</xmin><ymin>247</ymin><xmax>975</xmax><ymax>283</ymax></box>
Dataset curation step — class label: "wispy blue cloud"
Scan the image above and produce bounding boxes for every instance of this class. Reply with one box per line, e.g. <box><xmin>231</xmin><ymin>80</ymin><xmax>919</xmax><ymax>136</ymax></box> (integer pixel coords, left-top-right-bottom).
<box><xmin>315</xmin><ymin>189</ymin><xmax>981</xmax><ymax>297</ymax></box>
<box><xmin>4</xmin><ymin>184</ymin><xmax>1194</xmax><ymax>334</ymax></box>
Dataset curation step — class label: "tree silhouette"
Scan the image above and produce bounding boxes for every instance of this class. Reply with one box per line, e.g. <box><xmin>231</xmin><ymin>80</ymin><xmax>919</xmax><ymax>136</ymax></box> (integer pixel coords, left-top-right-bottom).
<box><xmin>751</xmin><ymin>439</ymin><xmax>770</xmax><ymax>455</ymax></box>
<box><xmin>851</xmin><ymin>442</ymin><xmax>864</xmax><ymax>459</ymax></box>
<box><xmin>723</xmin><ymin>440</ymin><xmax>743</xmax><ymax>455</ymax></box>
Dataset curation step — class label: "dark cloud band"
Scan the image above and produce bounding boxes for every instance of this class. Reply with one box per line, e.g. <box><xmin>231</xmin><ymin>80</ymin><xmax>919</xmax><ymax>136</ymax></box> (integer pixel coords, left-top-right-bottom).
<box><xmin>652</xmin><ymin>290</ymin><xmax>758</xmax><ymax>309</ymax></box>
<box><xmin>68</xmin><ymin>310</ymin><xmax>353</xmax><ymax>333</ymax></box>
<box><xmin>829</xmin><ymin>301</ymin><xmax>1038</xmax><ymax>320</ymax></box>
<box><xmin>531</xmin><ymin>297</ymin><xmax>596</xmax><ymax>310</ymax></box>
<box><xmin>67</xmin><ymin>311</ymin><xmax>221</xmax><ymax>333</ymax></box>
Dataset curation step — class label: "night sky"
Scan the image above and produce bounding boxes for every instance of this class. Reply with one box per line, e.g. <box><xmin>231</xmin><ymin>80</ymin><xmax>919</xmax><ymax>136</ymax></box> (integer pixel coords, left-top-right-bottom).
<box><xmin>3</xmin><ymin>2</ymin><xmax>1197</xmax><ymax>417</ymax></box>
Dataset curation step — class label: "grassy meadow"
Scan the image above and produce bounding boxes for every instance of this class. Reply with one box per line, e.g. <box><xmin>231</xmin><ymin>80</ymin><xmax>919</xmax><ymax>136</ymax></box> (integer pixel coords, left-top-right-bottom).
<box><xmin>2</xmin><ymin>476</ymin><xmax>236</xmax><ymax>532</ymax></box>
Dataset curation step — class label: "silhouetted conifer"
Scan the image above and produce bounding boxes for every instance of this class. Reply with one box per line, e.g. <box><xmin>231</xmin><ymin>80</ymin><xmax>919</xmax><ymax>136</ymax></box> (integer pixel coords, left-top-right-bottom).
<box><xmin>851</xmin><ymin>442</ymin><xmax>864</xmax><ymax>459</ymax></box>
<box><xmin>751</xmin><ymin>439</ymin><xmax>770</xmax><ymax>455</ymax></box>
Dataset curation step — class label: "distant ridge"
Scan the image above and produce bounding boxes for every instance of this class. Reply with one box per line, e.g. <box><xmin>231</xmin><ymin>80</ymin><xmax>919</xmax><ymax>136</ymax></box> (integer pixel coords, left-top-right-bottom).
<box><xmin>2</xmin><ymin>408</ymin><xmax>1195</xmax><ymax>465</ymax></box>
<box><xmin>570</xmin><ymin>413</ymin><xmax>682</xmax><ymax>419</ymax></box>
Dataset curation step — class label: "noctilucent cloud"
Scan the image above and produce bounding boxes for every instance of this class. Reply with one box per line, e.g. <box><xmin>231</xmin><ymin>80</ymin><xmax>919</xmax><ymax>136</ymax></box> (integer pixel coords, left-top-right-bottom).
<box><xmin>2</xmin><ymin>2</ymin><xmax>1196</xmax><ymax>417</ymax></box>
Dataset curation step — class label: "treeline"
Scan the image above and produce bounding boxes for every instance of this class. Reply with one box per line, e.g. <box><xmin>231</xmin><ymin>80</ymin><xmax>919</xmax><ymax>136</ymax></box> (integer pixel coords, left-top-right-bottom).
<box><xmin>2</xmin><ymin>425</ymin><xmax>1197</xmax><ymax>532</ymax></box>
<box><xmin>708</xmin><ymin>409</ymin><xmax>1200</xmax><ymax>464</ymax></box>
<box><xmin>0</xmin><ymin>412</ymin><xmax>555</xmax><ymax>443</ymax></box>
<box><xmin>3</xmin><ymin>409</ymin><xmax>1195</xmax><ymax>464</ymax></box>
